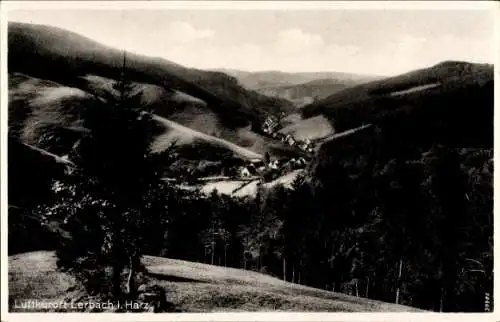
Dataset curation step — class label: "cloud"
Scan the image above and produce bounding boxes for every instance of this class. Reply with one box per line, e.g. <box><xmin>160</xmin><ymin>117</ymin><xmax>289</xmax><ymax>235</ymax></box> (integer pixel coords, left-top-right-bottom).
<box><xmin>116</xmin><ymin>21</ymin><xmax>216</xmax><ymax>60</ymax></box>
<box><xmin>273</xmin><ymin>28</ymin><xmax>324</xmax><ymax>54</ymax></box>
<box><xmin>428</xmin><ymin>35</ymin><xmax>495</xmax><ymax>64</ymax></box>
<box><xmin>163</xmin><ymin>42</ymin><xmax>268</xmax><ymax>70</ymax></box>
<box><xmin>163</xmin><ymin>21</ymin><xmax>215</xmax><ymax>45</ymax></box>
<box><xmin>358</xmin><ymin>34</ymin><xmax>495</xmax><ymax>75</ymax></box>
<box><xmin>362</xmin><ymin>35</ymin><xmax>430</xmax><ymax>74</ymax></box>
<box><xmin>8</xmin><ymin>10</ymin><xmax>494</xmax><ymax>75</ymax></box>
<box><xmin>261</xmin><ymin>29</ymin><xmax>365</xmax><ymax>72</ymax></box>
<box><xmin>162</xmin><ymin>29</ymin><xmax>367</xmax><ymax>73</ymax></box>
<box><xmin>121</xmin><ymin>24</ymin><xmax>495</xmax><ymax>75</ymax></box>
<box><xmin>144</xmin><ymin>22</ymin><xmax>495</xmax><ymax>75</ymax></box>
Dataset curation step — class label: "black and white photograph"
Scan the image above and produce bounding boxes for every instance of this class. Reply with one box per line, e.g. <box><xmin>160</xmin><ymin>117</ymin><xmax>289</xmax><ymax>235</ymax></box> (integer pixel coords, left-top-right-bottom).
<box><xmin>1</xmin><ymin>1</ymin><xmax>497</xmax><ymax>317</ymax></box>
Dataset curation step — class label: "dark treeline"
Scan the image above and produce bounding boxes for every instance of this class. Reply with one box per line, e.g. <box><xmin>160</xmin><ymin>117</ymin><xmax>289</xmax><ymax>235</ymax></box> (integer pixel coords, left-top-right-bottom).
<box><xmin>135</xmin><ymin>133</ymin><xmax>492</xmax><ymax>312</ymax></box>
<box><xmin>10</xmin><ymin>133</ymin><xmax>493</xmax><ymax>312</ymax></box>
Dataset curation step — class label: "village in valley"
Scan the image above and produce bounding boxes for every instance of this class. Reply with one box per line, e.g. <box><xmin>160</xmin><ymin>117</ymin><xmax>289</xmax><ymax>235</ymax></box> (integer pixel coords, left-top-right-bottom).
<box><xmin>168</xmin><ymin>114</ymin><xmax>318</xmax><ymax>197</ymax></box>
<box><xmin>262</xmin><ymin>114</ymin><xmax>314</xmax><ymax>153</ymax></box>
<box><xmin>238</xmin><ymin>114</ymin><xmax>314</xmax><ymax>179</ymax></box>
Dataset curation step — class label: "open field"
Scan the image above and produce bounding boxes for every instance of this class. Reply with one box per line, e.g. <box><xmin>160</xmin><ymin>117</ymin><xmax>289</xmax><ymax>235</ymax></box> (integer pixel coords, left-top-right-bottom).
<box><xmin>9</xmin><ymin>251</ymin><xmax>425</xmax><ymax>312</ymax></box>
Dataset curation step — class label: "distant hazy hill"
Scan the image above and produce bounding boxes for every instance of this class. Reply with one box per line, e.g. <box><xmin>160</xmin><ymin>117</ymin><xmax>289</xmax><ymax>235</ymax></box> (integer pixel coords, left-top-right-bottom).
<box><xmin>215</xmin><ymin>68</ymin><xmax>382</xmax><ymax>90</ymax></box>
<box><xmin>256</xmin><ymin>78</ymin><xmax>369</xmax><ymax>107</ymax></box>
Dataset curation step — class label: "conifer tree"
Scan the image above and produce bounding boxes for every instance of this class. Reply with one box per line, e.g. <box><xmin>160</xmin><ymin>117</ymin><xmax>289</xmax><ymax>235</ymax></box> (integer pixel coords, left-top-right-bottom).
<box><xmin>43</xmin><ymin>52</ymin><xmax>168</xmax><ymax>301</ymax></box>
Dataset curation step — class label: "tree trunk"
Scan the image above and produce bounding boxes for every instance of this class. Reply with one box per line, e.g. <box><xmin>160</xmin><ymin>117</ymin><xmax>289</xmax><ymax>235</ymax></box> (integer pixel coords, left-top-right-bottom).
<box><xmin>395</xmin><ymin>258</ymin><xmax>403</xmax><ymax>304</ymax></box>
<box><xmin>112</xmin><ymin>219</ymin><xmax>123</xmax><ymax>299</ymax></box>
<box><xmin>331</xmin><ymin>260</ymin><xmax>335</xmax><ymax>291</ymax></box>
<box><xmin>283</xmin><ymin>257</ymin><xmax>286</xmax><ymax>281</ymax></box>
<box><xmin>211</xmin><ymin>224</ymin><xmax>215</xmax><ymax>265</ymax></box>
<box><xmin>126</xmin><ymin>255</ymin><xmax>136</xmax><ymax>299</ymax></box>
<box><xmin>366</xmin><ymin>276</ymin><xmax>370</xmax><ymax>298</ymax></box>
<box><xmin>340</xmin><ymin>273</ymin><xmax>343</xmax><ymax>294</ymax></box>
<box><xmin>211</xmin><ymin>243</ymin><xmax>215</xmax><ymax>265</ymax></box>
<box><xmin>224</xmin><ymin>245</ymin><xmax>227</xmax><ymax>267</ymax></box>
<box><xmin>112</xmin><ymin>262</ymin><xmax>123</xmax><ymax>299</ymax></box>
<box><xmin>439</xmin><ymin>287</ymin><xmax>445</xmax><ymax>312</ymax></box>
<box><xmin>292</xmin><ymin>266</ymin><xmax>295</xmax><ymax>284</ymax></box>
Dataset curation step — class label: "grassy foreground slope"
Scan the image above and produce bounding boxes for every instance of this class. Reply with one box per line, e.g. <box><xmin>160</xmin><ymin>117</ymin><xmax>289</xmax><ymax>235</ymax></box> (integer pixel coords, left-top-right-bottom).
<box><xmin>9</xmin><ymin>251</ymin><xmax>424</xmax><ymax>312</ymax></box>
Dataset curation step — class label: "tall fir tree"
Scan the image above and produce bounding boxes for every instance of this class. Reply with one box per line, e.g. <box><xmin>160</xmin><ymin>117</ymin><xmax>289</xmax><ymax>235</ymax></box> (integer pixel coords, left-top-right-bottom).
<box><xmin>43</xmin><ymin>52</ymin><xmax>169</xmax><ymax>301</ymax></box>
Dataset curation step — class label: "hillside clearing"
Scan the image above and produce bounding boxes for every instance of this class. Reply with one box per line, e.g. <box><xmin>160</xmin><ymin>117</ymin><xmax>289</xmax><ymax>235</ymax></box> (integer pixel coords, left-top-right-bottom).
<box><xmin>278</xmin><ymin>115</ymin><xmax>334</xmax><ymax>142</ymax></box>
<box><xmin>197</xmin><ymin>170</ymin><xmax>304</xmax><ymax>197</ymax></box>
<box><xmin>389</xmin><ymin>83</ymin><xmax>441</xmax><ymax>97</ymax></box>
<box><xmin>9</xmin><ymin>251</ymin><xmax>424</xmax><ymax>312</ymax></box>
<box><xmin>151</xmin><ymin>115</ymin><xmax>262</xmax><ymax>160</ymax></box>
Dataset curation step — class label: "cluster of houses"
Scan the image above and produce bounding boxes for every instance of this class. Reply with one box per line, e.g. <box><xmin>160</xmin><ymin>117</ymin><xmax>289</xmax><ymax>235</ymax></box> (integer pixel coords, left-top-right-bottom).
<box><xmin>219</xmin><ymin>114</ymin><xmax>317</xmax><ymax>180</ymax></box>
<box><xmin>262</xmin><ymin>116</ymin><xmax>314</xmax><ymax>153</ymax></box>
<box><xmin>274</xmin><ymin>133</ymin><xmax>314</xmax><ymax>153</ymax></box>
<box><xmin>238</xmin><ymin>156</ymin><xmax>308</xmax><ymax>179</ymax></box>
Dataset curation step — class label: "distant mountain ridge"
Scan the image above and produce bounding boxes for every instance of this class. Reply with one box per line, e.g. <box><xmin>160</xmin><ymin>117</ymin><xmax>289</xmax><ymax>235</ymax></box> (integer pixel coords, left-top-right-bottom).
<box><xmin>255</xmin><ymin>78</ymin><xmax>363</xmax><ymax>107</ymax></box>
<box><xmin>213</xmin><ymin>68</ymin><xmax>383</xmax><ymax>90</ymax></box>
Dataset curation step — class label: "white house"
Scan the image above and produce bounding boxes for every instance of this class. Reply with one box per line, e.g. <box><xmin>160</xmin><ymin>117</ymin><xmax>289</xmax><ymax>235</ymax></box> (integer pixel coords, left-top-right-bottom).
<box><xmin>262</xmin><ymin>116</ymin><xmax>278</xmax><ymax>134</ymax></box>
<box><xmin>268</xmin><ymin>160</ymin><xmax>280</xmax><ymax>170</ymax></box>
<box><xmin>240</xmin><ymin>166</ymin><xmax>251</xmax><ymax>177</ymax></box>
<box><xmin>296</xmin><ymin>157</ymin><xmax>307</xmax><ymax>167</ymax></box>
<box><xmin>298</xmin><ymin>138</ymin><xmax>314</xmax><ymax>152</ymax></box>
<box><xmin>250</xmin><ymin>158</ymin><xmax>264</xmax><ymax>168</ymax></box>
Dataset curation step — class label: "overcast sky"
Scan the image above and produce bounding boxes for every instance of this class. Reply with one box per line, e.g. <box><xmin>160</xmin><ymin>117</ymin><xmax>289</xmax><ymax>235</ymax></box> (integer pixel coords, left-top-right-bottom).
<box><xmin>8</xmin><ymin>7</ymin><xmax>496</xmax><ymax>76</ymax></box>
